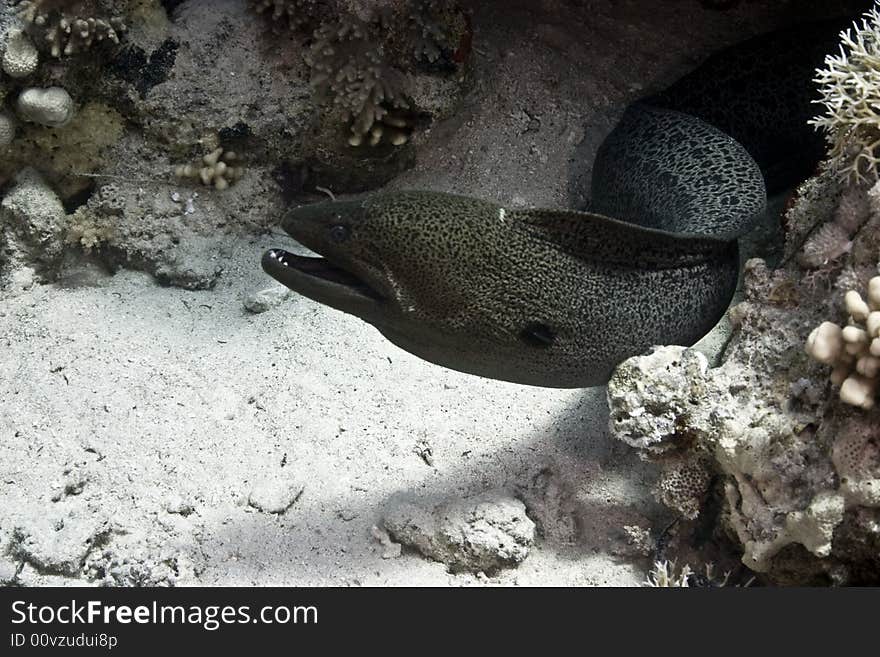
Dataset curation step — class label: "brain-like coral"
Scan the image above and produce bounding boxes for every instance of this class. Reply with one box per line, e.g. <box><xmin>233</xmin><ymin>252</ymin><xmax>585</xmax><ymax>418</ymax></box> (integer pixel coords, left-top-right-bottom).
<box><xmin>13</xmin><ymin>0</ymin><xmax>127</xmax><ymax>58</ymax></box>
<box><xmin>654</xmin><ymin>457</ymin><xmax>713</xmax><ymax>520</ymax></box>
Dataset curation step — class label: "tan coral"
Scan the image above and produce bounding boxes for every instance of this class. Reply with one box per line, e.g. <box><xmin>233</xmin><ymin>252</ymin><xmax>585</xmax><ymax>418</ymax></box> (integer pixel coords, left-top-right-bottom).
<box><xmin>174</xmin><ymin>148</ymin><xmax>243</xmax><ymax>191</ymax></box>
<box><xmin>806</xmin><ymin>274</ymin><xmax>880</xmax><ymax>409</ymax></box>
<box><xmin>14</xmin><ymin>1</ymin><xmax>127</xmax><ymax>58</ymax></box>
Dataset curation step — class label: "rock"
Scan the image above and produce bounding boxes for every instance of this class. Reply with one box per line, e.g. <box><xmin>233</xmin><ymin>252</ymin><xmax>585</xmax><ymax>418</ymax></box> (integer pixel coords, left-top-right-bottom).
<box><xmin>164</xmin><ymin>494</ymin><xmax>195</xmax><ymax>516</ymax></box>
<box><xmin>608</xmin><ymin>345</ymin><xmax>710</xmax><ymax>456</ymax></box>
<box><xmin>248</xmin><ymin>477</ymin><xmax>303</xmax><ymax>514</ymax></box>
<box><xmin>9</xmin><ymin>516</ymin><xmax>109</xmax><ymax>577</ymax></box>
<box><xmin>244</xmin><ymin>283</ymin><xmax>291</xmax><ymax>313</ymax></box>
<box><xmin>0</xmin><ymin>168</ymin><xmax>67</xmax><ymax>277</ymax></box>
<box><xmin>0</xmin><ymin>558</ymin><xmax>19</xmax><ymax>585</ymax></box>
<box><xmin>16</xmin><ymin>87</ymin><xmax>75</xmax><ymax>127</ymax></box>
<box><xmin>383</xmin><ymin>490</ymin><xmax>536</xmax><ymax>572</ymax></box>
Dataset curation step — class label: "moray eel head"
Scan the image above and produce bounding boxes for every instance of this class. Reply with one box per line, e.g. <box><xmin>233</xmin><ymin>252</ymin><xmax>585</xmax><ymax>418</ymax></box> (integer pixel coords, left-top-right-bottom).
<box><xmin>263</xmin><ymin>192</ymin><xmax>500</xmax><ymax>332</ymax></box>
<box><xmin>262</xmin><ymin>198</ymin><xmax>390</xmax><ymax>324</ymax></box>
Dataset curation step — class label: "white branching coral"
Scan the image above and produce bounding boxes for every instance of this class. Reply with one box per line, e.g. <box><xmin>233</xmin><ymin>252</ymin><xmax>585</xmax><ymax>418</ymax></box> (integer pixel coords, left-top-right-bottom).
<box><xmin>644</xmin><ymin>561</ymin><xmax>733</xmax><ymax>587</ymax></box>
<box><xmin>805</xmin><ymin>275</ymin><xmax>880</xmax><ymax>409</ymax></box>
<box><xmin>811</xmin><ymin>2</ymin><xmax>880</xmax><ymax>183</ymax></box>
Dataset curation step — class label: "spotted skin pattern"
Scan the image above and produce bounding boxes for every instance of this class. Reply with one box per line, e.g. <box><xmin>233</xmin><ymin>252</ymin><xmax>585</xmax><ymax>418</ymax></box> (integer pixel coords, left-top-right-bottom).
<box><xmin>266</xmin><ymin>22</ymin><xmax>841</xmax><ymax>387</ymax></box>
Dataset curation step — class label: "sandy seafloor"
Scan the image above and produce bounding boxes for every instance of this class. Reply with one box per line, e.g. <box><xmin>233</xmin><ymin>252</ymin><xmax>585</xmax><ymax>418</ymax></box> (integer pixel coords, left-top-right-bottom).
<box><xmin>0</xmin><ymin>0</ymin><xmax>869</xmax><ymax>586</ymax></box>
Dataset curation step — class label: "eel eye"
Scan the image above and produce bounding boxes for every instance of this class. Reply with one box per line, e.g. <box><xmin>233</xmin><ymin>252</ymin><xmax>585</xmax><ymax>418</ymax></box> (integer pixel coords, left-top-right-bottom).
<box><xmin>520</xmin><ymin>322</ymin><xmax>556</xmax><ymax>348</ymax></box>
<box><xmin>329</xmin><ymin>224</ymin><xmax>350</xmax><ymax>242</ymax></box>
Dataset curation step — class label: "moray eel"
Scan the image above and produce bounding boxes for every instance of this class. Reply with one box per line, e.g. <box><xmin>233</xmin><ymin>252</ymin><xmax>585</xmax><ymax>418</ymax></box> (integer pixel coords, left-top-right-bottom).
<box><xmin>262</xmin><ymin>21</ymin><xmax>844</xmax><ymax>388</ymax></box>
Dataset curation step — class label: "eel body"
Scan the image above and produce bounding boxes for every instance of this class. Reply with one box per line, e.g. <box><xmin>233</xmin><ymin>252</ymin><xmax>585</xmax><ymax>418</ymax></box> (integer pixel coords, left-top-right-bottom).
<box><xmin>262</xmin><ymin>21</ymin><xmax>843</xmax><ymax>388</ymax></box>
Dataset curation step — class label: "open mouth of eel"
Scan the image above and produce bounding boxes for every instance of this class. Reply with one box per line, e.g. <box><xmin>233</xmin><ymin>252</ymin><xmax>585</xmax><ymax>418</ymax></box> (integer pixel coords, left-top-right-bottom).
<box><xmin>261</xmin><ymin>248</ymin><xmax>383</xmax><ymax>301</ymax></box>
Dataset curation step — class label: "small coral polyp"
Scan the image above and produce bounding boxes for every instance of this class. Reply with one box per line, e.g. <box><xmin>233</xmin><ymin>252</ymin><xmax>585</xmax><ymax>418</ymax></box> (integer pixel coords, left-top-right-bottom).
<box><xmin>806</xmin><ymin>276</ymin><xmax>880</xmax><ymax>409</ymax></box>
<box><xmin>13</xmin><ymin>0</ymin><xmax>126</xmax><ymax>58</ymax></box>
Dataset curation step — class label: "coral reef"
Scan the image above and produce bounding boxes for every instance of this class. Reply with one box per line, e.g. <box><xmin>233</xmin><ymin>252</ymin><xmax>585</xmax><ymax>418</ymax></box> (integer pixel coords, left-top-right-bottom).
<box><xmin>13</xmin><ymin>0</ymin><xmax>127</xmax><ymax>58</ymax></box>
<box><xmin>811</xmin><ymin>2</ymin><xmax>880</xmax><ymax>183</ymax></box>
<box><xmin>65</xmin><ymin>181</ymin><xmax>228</xmax><ymax>290</ymax></box>
<box><xmin>607</xmin><ymin>170</ymin><xmax>880</xmax><ymax>583</ymax></box>
<box><xmin>382</xmin><ymin>490</ymin><xmax>536</xmax><ymax>573</ymax></box>
<box><xmin>65</xmin><ymin>184</ymin><xmax>119</xmax><ymax>251</ymax></box>
<box><xmin>395</xmin><ymin>0</ymin><xmax>461</xmax><ymax>64</ymax></box>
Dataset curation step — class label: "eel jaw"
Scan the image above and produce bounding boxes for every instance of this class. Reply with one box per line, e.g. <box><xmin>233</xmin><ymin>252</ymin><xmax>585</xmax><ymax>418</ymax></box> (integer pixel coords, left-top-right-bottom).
<box><xmin>261</xmin><ymin>248</ymin><xmax>385</xmax><ymax>320</ymax></box>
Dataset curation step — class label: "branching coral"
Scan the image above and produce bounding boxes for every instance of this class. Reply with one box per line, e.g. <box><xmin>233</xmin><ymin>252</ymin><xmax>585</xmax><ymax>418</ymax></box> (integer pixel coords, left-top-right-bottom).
<box><xmin>13</xmin><ymin>1</ymin><xmax>127</xmax><ymax>58</ymax></box>
<box><xmin>644</xmin><ymin>561</ymin><xmax>733</xmax><ymax>587</ymax></box>
<box><xmin>174</xmin><ymin>147</ymin><xmax>243</xmax><ymax>191</ymax></box>
<box><xmin>811</xmin><ymin>2</ymin><xmax>880</xmax><ymax>184</ymax></box>
<box><xmin>305</xmin><ymin>14</ymin><xmax>413</xmax><ymax>147</ymax></box>
<box><xmin>805</xmin><ymin>276</ymin><xmax>880</xmax><ymax>409</ymax></box>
